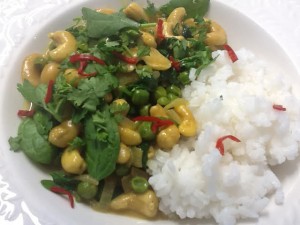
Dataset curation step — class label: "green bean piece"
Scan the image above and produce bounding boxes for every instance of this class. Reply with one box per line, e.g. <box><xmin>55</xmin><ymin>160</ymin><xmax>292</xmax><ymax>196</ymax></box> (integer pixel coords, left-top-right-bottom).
<box><xmin>139</xmin><ymin>104</ymin><xmax>151</xmax><ymax>116</ymax></box>
<box><xmin>76</xmin><ymin>181</ymin><xmax>98</xmax><ymax>200</ymax></box>
<box><xmin>130</xmin><ymin>176</ymin><xmax>149</xmax><ymax>193</ymax></box>
<box><xmin>167</xmin><ymin>84</ymin><xmax>182</xmax><ymax>97</ymax></box>
<box><xmin>132</xmin><ymin>89</ymin><xmax>150</xmax><ymax>106</ymax></box>
<box><xmin>178</xmin><ymin>71</ymin><xmax>191</xmax><ymax>85</ymax></box>
<box><xmin>138</xmin><ymin>121</ymin><xmax>155</xmax><ymax>140</ymax></box>
<box><xmin>157</xmin><ymin>96</ymin><xmax>170</xmax><ymax>106</ymax></box>
<box><xmin>154</xmin><ymin>86</ymin><xmax>167</xmax><ymax>100</ymax></box>
<box><xmin>167</xmin><ymin>93</ymin><xmax>178</xmax><ymax>101</ymax></box>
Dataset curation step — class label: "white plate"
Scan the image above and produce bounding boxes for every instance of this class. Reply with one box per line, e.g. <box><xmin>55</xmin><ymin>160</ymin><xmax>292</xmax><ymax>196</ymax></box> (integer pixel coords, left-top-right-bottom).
<box><xmin>1</xmin><ymin>0</ymin><xmax>300</xmax><ymax>225</ymax></box>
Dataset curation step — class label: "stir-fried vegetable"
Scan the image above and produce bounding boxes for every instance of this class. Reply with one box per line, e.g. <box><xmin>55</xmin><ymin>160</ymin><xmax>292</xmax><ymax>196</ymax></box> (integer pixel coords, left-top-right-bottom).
<box><xmin>8</xmin><ymin>0</ymin><xmax>238</xmax><ymax>218</ymax></box>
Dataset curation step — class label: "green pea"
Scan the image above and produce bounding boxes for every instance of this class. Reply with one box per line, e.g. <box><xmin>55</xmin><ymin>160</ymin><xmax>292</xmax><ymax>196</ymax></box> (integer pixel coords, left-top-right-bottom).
<box><xmin>130</xmin><ymin>176</ymin><xmax>149</xmax><ymax>193</ymax></box>
<box><xmin>76</xmin><ymin>181</ymin><xmax>98</xmax><ymax>200</ymax></box>
<box><xmin>139</xmin><ymin>104</ymin><xmax>151</xmax><ymax>116</ymax></box>
<box><xmin>138</xmin><ymin>121</ymin><xmax>155</xmax><ymax>140</ymax></box>
<box><xmin>157</xmin><ymin>96</ymin><xmax>170</xmax><ymax>106</ymax></box>
<box><xmin>154</xmin><ymin>86</ymin><xmax>167</xmax><ymax>100</ymax></box>
<box><xmin>178</xmin><ymin>71</ymin><xmax>191</xmax><ymax>85</ymax></box>
<box><xmin>132</xmin><ymin>89</ymin><xmax>150</xmax><ymax>106</ymax></box>
<box><xmin>167</xmin><ymin>84</ymin><xmax>182</xmax><ymax>97</ymax></box>
<box><xmin>115</xmin><ymin>164</ymin><xmax>130</xmax><ymax>176</ymax></box>
<box><xmin>167</xmin><ymin>93</ymin><xmax>178</xmax><ymax>101</ymax></box>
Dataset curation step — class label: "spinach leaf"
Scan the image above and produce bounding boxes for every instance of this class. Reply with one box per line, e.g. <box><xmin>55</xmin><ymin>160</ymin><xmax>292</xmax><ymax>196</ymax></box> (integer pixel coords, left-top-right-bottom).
<box><xmin>82</xmin><ymin>7</ymin><xmax>139</xmax><ymax>39</ymax></box>
<box><xmin>9</xmin><ymin>111</ymin><xmax>58</xmax><ymax>164</ymax></box>
<box><xmin>160</xmin><ymin>0</ymin><xmax>210</xmax><ymax>18</ymax></box>
<box><xmin>84</xmin><ymin>107</ymin><xmax>120</xmax><ymax>181</ymax></box>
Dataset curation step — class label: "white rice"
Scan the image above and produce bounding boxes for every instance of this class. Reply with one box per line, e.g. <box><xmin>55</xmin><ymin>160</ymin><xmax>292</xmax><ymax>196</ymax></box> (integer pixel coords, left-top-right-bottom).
<box><xmin>147</xmin><ymin>49</ymin><xmax>300</xmax><ymax>225</ymax></box>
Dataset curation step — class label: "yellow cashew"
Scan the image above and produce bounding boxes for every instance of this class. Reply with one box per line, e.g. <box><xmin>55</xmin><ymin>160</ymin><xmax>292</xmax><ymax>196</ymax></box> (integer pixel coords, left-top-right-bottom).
<box><xmin>140</xmin><ymin>31</ymin><xmax>157</xmax><ymax>48</ymax></box>
<box><xmin>40</xmin><ymin>62</ymin><xmax>60</xmax><ymax>84</ymax></box>
<box><xmin>48</xmin><ymin>31</ymin><xmax>77</xmax><ymax>62</ymax></box>
<box><xmin>61</xmin><ymin>148</ymin><xmax>86</xmax><ymax>174</ymax></box>
<box><xmin>174</xmin><ymin>104</ymin><xmax>197</xmax><ymax>137</ymax></box>
<box><xmin>110</xmin><ymin>190</ymin><xmax>158</xmax><ymax>218</ymax></box>
<box><xmin>150</xmin><ymin>104</ymin><xmax>168</xmax><ymax>118</ymax></box>
<box><xmin>21</xmin><ymin>53</ymin><xmax>43</xmax><ymax>87</ymax></box>
<box><xmin>123</xmin><ymin>2</ymin><xmax>149</xmax><ymax>22</ymax></box>
<box><xmin>162</xmin><ymin>7</ymin><xmax>186</xmax><ymax>40</ymax></box>
<box><xmin>64</xmin><ymin>68</ymin><xmax>81</xmax><ymax>87</ymax></box>
<box><xmin>48</xmin><ymin>120</ymin><xmax>80</xmax><ymax>148</ymax></box>
<box><xmin>205</xmin><ymin>19</ymin><xmax>227</xmax><ymax>47</ymax></box>
<box><xmin>142</xmin><ymin>47</ymin><xmax>171</xmax><ymax>71</ymax></box>
<box><xmin>119</xmin><ymin>126</ymin><xmax>142</xmax><ymax>146</ymax></box>
<box><xmin>117</xmin><ymin>143</ymin><xmax>132</xmax><ymax>164</ymax></box>
<box><xmin>156</xmin><ymin>125</ymin><xmax>180</xmax><ymax>150</ymax></box>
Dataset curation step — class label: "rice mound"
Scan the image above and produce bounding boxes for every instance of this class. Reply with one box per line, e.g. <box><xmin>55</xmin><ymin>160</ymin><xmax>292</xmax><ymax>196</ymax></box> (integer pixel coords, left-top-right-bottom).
<box><xmin>147</xmin><ymin>49</ymin><xmax>300</xmax><ymax>225</ymax></box>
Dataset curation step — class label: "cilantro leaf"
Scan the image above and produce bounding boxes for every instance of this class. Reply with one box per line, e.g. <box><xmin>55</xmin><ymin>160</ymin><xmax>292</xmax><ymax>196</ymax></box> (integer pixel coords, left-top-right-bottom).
<box><xmin>67</xmin><ymin>72</ymin><xmax>118</xmax><ymax>112</ymax></box>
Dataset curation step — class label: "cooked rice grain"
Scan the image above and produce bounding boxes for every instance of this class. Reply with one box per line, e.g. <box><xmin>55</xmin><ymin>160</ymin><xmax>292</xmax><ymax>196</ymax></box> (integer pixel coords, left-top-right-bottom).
<box><xmin>147</xmin><ymin>49</ymin><xmax>300</xmax><ymax>225</ymax></box>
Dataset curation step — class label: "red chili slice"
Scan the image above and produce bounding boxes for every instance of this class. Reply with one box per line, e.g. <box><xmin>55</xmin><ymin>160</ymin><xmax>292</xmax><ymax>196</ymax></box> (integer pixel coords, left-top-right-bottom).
<box><xmin>112</xmin><ymin>52</ymin><xmax>139</xmax><ymax>64</ymax></box>
<box><xmin>17</xmin><ymin>109</ymin><xmax>35</xmax><ymax>117</ymax></box>
<box><xmin>216</xmin><ymin>135</ymin><xmax>241</xmax><ymax>156</ymax></box>
<box><xmin>223</xmin><ymin>44</ymin><xmax>238</xmax><ymax>63</ymax></box>
<box><xmin>69</xmin><ymin>54</ymin><xmax>106</xmax><ymax>77</ymax></box>
<box><xmin>69</xmin><ymin>54</ymin><xmax>106</xmax><ymax>65</ymax></box>
<box><xmin>169</xmin><ymin>56</ymin><xmax>181</xmax><ymax>72</ymax></box>
<box><xmin>273</xmin><ymin>104</ymin><xmax>286</xmax><ymax>111</ymax></box>
<box><xmin>156</xmin><ymin>18</ymin><xmax>164</xmax><ymax>40</ymax></box>
<box><xmin>50</xmin><ymin>186</ymin><xmax>74</xmax><ymax>208</ymax></box>
<box><xmin>44</xmin><ymin>80</ymin><xmax>54</xmax><ymax>104</ymax></box>
<box><xmin>132</xmin><ymin>116</ymin><xmax>174</xmax><ymax>133</ymax></box>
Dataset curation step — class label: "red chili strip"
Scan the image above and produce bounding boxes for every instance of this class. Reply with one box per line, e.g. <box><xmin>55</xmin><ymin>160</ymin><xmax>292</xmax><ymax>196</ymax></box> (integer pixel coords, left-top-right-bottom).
<box><xmin>77</xmin><ymin>61</ymin><xmax>97</xmax><ymax>77</ymax></box>
<box><xmin>50</xmin><ymin>186</ymin><xmax>74</xmax><ymax>208</ymax></box>
<box><xmin>273</xmin><ymin>104</ymin><xmax>286</xmax><ymax>111</ymax></box>
<box><xmin>216</xmin><ymin>135</ymin><xmax>241</xmax><ymax>156</ymax></box>
<box><xmin>132</xmin><ymin>116</ymin><xmax>174</xmax><ymax>133</ymax></box>
<box><xmin>69</xmin><ymin>54</ymin><xmax>106</xmax><ymax>65</ymax></box>
<box><xmin>17</xmin><ymin>109</ymin><xmax>35</xmax><ymax>117</ymax></box>
<box><xmin>169</xmin><ymin>56</ymin><xmax>181</xmax><ymax>72</ymax></box>
<box><xmin>112</xmin><ymin>52</ymin><xmax>139</xmax><ymax>64</ymax></box>
<box><xmin>223</xmin><ymin>44</ymin><xmax>238</xmax><ymax>63</ymax></box>
<box><xmin>44</xmin><ymin>80</ymin><xmax>54</xmax><ymax>104</ymax></box>
<box><xmin>156</xmin><ymin>18</ymin><xmax>164</xmax><ymax>40</ymax></box>
<box><xmin>151</xmin><ymin>119</ymin><xmax>174</xmax><ymax>133</ymax></box>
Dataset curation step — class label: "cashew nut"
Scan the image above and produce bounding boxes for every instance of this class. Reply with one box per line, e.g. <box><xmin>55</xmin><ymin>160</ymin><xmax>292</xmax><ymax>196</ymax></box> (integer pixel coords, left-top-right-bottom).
<box><xmin>48</xmin><ymin>120</ymin><xmax>80</xmax><ymax>148</ymax></box>
<box><xmin>61</xmin><ymin>148</ymin><xmax>86</xmax><ymax>174</ymax></box>
<box><xmin>156</xmin><ymin>124</ymin><xmax>180</xmax><ymax>150</ymax></box>
<box><xmin>174</xmin><ymin>104</ymin><xmax>197</xmax><ymax>137</ymax></box>
<box><xmin>117</xmin><ymin>143</ymin><xmax>132</xmax><ymax>164</ymax></box>
<box><xmin>123</xmin><ymin>2</ymin><xmax>149</xmax><ymax>22</ymax></box>
<box><xmin>150</xmin><ymin>104</ymin><xmax>168</xmax><ymax>118</ymax></box>
<box><xmin>162</xmin><ymin>7</ymin><xmax>186</xmax><ymax>40</ymax></box>
<box><xmin>110</xmin><ymin>190</ymin><xmax>158</xmax><ymax>218</ymax></box>
<box><xmin>21</xmin><ymin>53</ymin><xmax>44</xmax><ymax>87</ymax></box>
<box><xmin>119</xmin><ymin>126</ymin><xmax>142</xmax><ymax>146</ymax></box>
<box><xmin>140</xmin><ymin>31</ymin><xmax>157</xmax><ymax>48</ymax></box>
<box><xmin>48</xmin><ymin>31</ymin><xmax>77</xmax><ymax>62</ymax></box>
<box><xmin>40</xmin><ymin>62</ymin><xmax>60</xmax><ymax>84</ymax></box>
<box><xmin>142</xmin><ymin>47</ymin><xmax>171</xmax><ymax>71</ymax></box>
<box><xmin>205</xmin><ymin>19</ymin><xmax>227</xmax><ymax>47</ymax></box>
